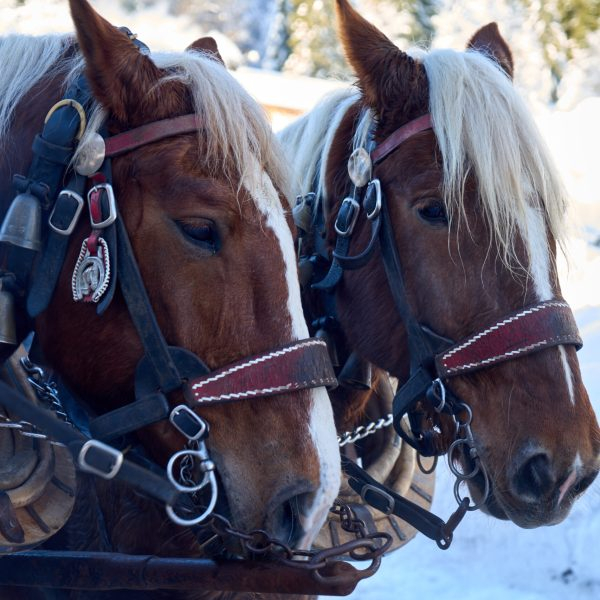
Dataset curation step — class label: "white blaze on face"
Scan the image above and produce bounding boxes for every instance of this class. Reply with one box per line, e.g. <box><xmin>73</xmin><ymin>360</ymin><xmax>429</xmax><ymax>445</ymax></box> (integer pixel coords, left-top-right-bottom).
<box><xmin>243</xmin><ymin>163</ymin><xmax>341</xmax><ymax>547</ymax></box>
<box><xmin>525</xmin><ymin>205</ymin><xmax>575</xmax><ymax>405</ymax></box>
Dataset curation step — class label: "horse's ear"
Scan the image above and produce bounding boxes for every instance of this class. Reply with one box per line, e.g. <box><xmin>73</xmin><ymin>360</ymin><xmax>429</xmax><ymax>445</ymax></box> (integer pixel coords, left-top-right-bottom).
<box><xmin>335</xmin><ymin>0</ymin><xmax>426</xmax><ymax>118</ymax></box>
<box><xmin>69</xmin><ymin>0</ymin><xmax>163</xmax><ymax>124</ymax></box>
<box><xmin>187</xmin><ymin>37</ymin><xmax>225</xmax><ymax>66</ymax></box>
<box><xmin>468</xmin><ymin>23</ymin><xmax>514</xmax><ymax>79</ymax></box>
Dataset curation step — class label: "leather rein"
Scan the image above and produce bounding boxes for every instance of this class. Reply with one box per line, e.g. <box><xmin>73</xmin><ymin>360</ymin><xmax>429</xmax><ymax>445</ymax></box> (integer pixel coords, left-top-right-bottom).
<box><xmin>296</xmin><ymin>108</ymin><xmax>582</xmax><ymax>548</ymax></box>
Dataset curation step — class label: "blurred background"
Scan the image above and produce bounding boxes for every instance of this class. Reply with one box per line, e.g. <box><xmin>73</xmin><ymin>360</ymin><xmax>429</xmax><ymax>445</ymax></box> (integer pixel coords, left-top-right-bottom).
<box><xmin>1</xmin><ymin>1</ymin><xmax>599</xmax><ymax>599</ymax></box>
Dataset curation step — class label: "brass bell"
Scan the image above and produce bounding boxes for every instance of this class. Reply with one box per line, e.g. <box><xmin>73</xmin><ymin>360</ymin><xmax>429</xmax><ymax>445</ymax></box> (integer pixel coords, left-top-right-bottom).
<box><xmin>0</xmin><ymin>192</ymin><xmax>42</xmax><ymax>252</ymax></box>
<box><xmin>0</xmin><ymin>281</ymin><xmax>17</xmax><ymax>346</ymax></box>
<box><xmin>339</xmin><ymin>351</ymin><xmax>372</xmax><ymax>390</ymax></box>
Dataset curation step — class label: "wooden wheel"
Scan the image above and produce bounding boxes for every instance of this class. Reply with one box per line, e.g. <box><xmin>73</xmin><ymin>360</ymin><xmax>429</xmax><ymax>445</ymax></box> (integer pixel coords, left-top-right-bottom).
<box><xmin>0</xmin><ymin>347</ymin><xmax>76</xmax><ymax>553</ymax></box>
<box><xmin>314</xmin><ymin>375</ymin><xmax>436</xmax><ymax>554</ymax></box>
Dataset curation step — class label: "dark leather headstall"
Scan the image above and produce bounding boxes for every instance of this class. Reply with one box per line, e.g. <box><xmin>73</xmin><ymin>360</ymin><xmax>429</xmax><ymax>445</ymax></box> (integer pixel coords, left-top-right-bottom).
<box><xmin>0</xmin><ymin>35</ymin><xmax>336</xmax><ymax>526</ymax></box>
<box><xmin>297</xmin><ymin>108</ymin><xmax>582</xmax><ymax>548</ymax></box>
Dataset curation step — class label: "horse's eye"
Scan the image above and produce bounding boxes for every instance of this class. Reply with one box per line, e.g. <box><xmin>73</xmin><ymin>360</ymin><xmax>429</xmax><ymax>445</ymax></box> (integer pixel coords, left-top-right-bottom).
<box><xmin>177</xmin><ymin>221</ymin><xmax>219</xmax><ymax>253</ymax></box>
<box><xmin>418</xmin><ymin>200</ymin><xmax>448</xmax><ymax>225</ymax></box>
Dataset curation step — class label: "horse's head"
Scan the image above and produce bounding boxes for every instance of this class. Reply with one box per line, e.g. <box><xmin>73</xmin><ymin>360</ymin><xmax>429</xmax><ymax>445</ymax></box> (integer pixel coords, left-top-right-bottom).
<box><xmin>329</xmin><ymin>0</ymin><xmax>599</xmax><ymax>528</ymax></box>
<box><xmin>26</xmin><ymin>0</ymin><xmax>340</xmax><ymax>548</ymax></box>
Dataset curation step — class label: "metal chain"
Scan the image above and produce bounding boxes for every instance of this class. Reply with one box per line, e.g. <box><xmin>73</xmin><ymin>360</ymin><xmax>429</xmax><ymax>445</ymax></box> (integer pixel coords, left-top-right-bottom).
<box><xmin>447</xmin><ymin>401</ymin><xmax>490</xmax><ymax>512</ymax></box>
<box><xmin>201</xmin><ymin>500</ymin><xmax>391</xmax><ymax>582</ymax></box>
<box><xmin>338</xmin><ymin>413</ymin><xmax>393</xmax><ymax>447</ymax></box>
<box><xmin>19</xmin><ymin>356</ymin><xmax>73</xmax><ymax>425</ymax></box>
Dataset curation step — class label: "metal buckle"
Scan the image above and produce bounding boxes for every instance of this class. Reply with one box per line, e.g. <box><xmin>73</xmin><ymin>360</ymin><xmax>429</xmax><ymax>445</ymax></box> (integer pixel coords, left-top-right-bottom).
<box><xmin>78</xmin><ymin>439</ymin><xmax>123</xmax><ymax>480</ymax></box>
<box><xmin>364</xmin><ymin>179</ymin><xmax>382</xmax><ymax>220</ymax></box>
<box><xmin>334</xmin><ymin>197</ymin><xmax>360</xmax><ymax>237</ymax></box>
<box><xmin>360</xmin><ymin>483</ymin><xmax>395</xmax><ymax>516</ymax></box>
<box><xmin>49</xmin><ymin>190</ymin><xmax>85</xmax><ymax>236</ymax></box>
<box><xmin>170</xmin><ymin>405</ymin><xmax>208</xmax><ymax>441</ymax></box>
<box><xmin>87</xmin><ymin>183</ymin><xmax>117</xmax><ymax>229</ymax></box>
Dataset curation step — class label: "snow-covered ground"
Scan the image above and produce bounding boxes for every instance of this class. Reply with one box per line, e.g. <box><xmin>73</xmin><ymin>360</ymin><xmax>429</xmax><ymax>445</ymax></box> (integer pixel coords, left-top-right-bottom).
<box><xmin>324</xmin><ymin>100</ymin><xmax>600</xmax><ymax>600</ymax></box>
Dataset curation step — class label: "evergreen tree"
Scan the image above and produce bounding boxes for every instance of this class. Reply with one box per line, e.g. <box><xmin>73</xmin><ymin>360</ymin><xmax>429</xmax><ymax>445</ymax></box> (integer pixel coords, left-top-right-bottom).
<box><xmin>521</xmin><ymin>0</ymin><xmax>600</xmax><ymax>101</ymax></box>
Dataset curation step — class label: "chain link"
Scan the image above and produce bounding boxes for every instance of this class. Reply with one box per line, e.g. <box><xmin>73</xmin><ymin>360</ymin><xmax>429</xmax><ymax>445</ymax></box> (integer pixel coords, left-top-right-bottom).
<box><xmin>338</xmin><ymin>413</ymin><xmax>393</xmax><ymax>447</ymax></box>
<box><xmin>20</xmin><ymin>356</ymin><xmax>73</xmax><ymax>426</ymax></box>
<box><xmin>203</xmin><ymin>499</ymin><xmax>391</xmax><ymax>580</ymax></box>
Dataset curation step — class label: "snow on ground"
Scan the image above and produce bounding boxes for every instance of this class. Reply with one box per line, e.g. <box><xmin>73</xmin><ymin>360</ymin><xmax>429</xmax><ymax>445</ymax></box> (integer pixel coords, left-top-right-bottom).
<box><xmin>325</xmin><ymin>100</ymin><xmax>600</xmax><ymax>600</ymax></box>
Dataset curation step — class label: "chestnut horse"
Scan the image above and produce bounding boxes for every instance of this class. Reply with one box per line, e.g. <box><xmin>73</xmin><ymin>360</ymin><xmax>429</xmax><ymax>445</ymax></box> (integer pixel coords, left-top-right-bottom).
<box><xmin>281</xmin><ymin>0</ymin><xmax>599</xmax><ymax>530</ymax></box>
<box><xmin>0</xmin><ymin>0</ymin><xmax>340</xmax><ymax>594</ymax></box>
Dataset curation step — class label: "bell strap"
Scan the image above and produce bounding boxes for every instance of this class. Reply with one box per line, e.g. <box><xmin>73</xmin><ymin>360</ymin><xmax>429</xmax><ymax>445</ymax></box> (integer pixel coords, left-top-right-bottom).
<box><xmin>186</xmin><ymin>338</ymin><xmax>337</xmax><ymax>405</ymax></box>
<box><xmin>435</xmin><ymin>300</ymin><xmax>582</xmax><ymax>378</ymax></box>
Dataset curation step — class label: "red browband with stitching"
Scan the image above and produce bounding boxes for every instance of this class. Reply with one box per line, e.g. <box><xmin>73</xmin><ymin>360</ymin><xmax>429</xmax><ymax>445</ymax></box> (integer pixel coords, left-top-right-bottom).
<box><xmin>184</xmin><ymin>338</ymin><xmax>337</xmax><ymax>405</ymax></box>
<box><xmin>435</xmin><ymin>300</ymin><xmax>582</xmax><ymax>378</ymax></box>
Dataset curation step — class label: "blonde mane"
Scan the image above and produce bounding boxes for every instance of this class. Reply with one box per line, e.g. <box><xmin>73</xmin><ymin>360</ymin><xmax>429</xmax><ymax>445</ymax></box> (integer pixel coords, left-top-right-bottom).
<box><xmin>280</xmin><ymin>48</ymin><xmax>567</xmax><ymax>269</ymax></box>
<box><xmin>422</xmin><ymin>48</ymin><xmax>567</xmax><ymax>268</ymax></box>
<box><xmin>0</xmin><ymin>33</ymin><xmax>289</xmax><ymax>203</ymax></box>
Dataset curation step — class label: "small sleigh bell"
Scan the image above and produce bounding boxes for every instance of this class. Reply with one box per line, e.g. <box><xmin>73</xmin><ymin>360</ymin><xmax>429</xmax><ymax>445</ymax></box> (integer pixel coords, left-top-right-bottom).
<box><xmin>338</xmin><ymin>351</ymin><xmax>372</xmax><ymax>390</ymax></box>
<box><xmin>0</xmin><ymin>281</ymin><xmax>17</xmax><ymax>348</ymax></box>
<box><xmin>0</xmin><ymin>192</ymin><xmax>42</xmax><ymax>252</ymax></box>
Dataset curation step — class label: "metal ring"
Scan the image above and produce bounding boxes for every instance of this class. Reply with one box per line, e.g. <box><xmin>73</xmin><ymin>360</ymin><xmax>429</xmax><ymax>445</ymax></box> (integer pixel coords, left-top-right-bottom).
<box><xmin>44</xmin><ymin>99</ymin><xmax>87</xmax><ymax>141</ymax></box>
<box><xmin>165</xmin><ymin>471</ymin><xmax>218</xmax><ymax>526</ymax></box>
<box><xmin>453</xmin><ymin>466</ymin><xmax>490</xmax><ymax>511</ymax></box>
<box><xmin>167</xmin><ymin>448</ymin><xmax>211</xmax><ymax>493</ymax></box>
<box><xmin>454</xmin><ymin>402</ymin><xmax>473</xmax><ymax>427</ymax></box>
<box><xmin>448</xmin><ymin>439</ymin><xmax>480</xmax><ymax>480</ymax></box>
<box><xmin>417</xmin><ymin>452</ymin><xmax>438</xmax><ymax>475</ymax></box>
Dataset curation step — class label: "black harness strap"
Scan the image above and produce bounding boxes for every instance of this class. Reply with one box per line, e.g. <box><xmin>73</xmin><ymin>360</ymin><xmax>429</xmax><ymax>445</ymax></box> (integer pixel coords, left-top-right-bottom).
<box><xmin>342</xmin><ymin>456</ymin><xmax>467</xmax><ymax>549</ymax></box>
<box><xmin>115</xmin><ymin>214</ymin><xmax>183</xmax><ymax>394</ymax></box>
<box><xmin>0</xmin><ymin>378</ymin><xmax>178</xmax><ymax>506</ymax></box>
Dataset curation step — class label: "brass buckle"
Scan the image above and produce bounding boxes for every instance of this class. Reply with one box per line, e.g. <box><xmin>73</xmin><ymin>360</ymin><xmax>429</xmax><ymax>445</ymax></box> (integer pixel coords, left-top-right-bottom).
<box><xmin>44</xmin><ymin>99</ymin><xmax>87</xmax><ymax>141</ymax></box>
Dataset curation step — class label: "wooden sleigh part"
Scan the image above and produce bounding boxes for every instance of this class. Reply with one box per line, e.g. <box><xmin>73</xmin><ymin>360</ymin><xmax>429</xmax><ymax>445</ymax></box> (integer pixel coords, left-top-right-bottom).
<box><xmin>0</xmin><ymin>346</ymin><xmax>76</xmax><ymax>553</ymax></box>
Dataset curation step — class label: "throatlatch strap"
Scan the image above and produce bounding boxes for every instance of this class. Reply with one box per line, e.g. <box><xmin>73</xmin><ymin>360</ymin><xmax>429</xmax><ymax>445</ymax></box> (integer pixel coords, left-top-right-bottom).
<box><xmin>186</xmin><ymin>338</ymin><xmax>337</xmax><ymax>405</ymax></box>
<box><xmin>435</xmin><ymin>300</ymin><xmax>582</xmax><ymax>377</ymax></box>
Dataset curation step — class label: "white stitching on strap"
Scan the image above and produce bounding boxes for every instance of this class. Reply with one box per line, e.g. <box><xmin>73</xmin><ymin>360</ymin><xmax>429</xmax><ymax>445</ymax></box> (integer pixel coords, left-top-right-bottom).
<box><xmin>443</xmin><ymin>333</ymin><xmax>576</xmax><ymax>374</ymax></box>
<box><xmin>191</xmin><ymin>339</ymin><xmax>326</xmax><ymax>391</ymax></box>
<box><xmin>194</xmin><ymin>378</ymin><xmax>332</xmax><ymax>403</ymax></box>
<box><xmin>441</xmin><ymin>301</ymin><xmax>568</xmax><ymax>364</ymax></box>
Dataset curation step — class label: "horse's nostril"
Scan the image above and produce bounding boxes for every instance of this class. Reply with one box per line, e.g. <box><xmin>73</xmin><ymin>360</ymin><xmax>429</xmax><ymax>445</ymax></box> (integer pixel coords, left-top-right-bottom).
<box><xmin>512</xmin><ymin>452</ymin><xmax>556</xmax><ymax>501</ymax></box>
<box><xmin>265</xmin><ymin>487</ymin><xmax>314</xmax><ymax>547</ymax></box>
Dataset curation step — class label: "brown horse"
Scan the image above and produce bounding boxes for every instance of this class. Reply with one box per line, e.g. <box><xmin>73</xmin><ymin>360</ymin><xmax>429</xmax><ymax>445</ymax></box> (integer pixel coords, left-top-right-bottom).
<box><xmin>281</xmin><ymin>0</ymin><xmax>599</xmax><ymax>530</ymax></box>
<box><xmin>0</xmin><ymin>0</ymin><xmax>340</xmax><ymax>594</ymax></box>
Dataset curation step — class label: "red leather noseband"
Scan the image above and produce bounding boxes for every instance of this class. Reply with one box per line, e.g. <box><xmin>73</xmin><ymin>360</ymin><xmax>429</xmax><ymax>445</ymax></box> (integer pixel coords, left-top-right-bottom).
<box><xmin>436</xmin><ymin>300</ymin><xmax>581</xmax><ymax>378</ymax></box>
<box><xmin>185</xmin><ymin>338</ymin><xmax>337</xmax><ymax>405</ymax></box>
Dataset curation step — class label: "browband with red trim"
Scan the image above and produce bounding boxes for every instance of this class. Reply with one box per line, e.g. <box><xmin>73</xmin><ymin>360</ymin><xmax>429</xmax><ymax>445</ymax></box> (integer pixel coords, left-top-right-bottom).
<box><xmin>435</xmin><ymin>300</ymin><xmax>582</xmax><ymax>378</ymax></box>
<box><xmin>184</xmin><ymin>338</ymin><xmax>337</xmax><ymax>405</ymax></box>
<box><xmin>105</xmin><ymin>114</ymin><xmax>202</xmax><ymax>158</ymax></box>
